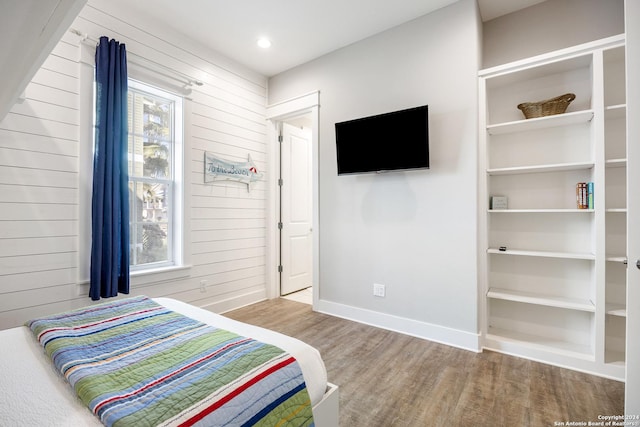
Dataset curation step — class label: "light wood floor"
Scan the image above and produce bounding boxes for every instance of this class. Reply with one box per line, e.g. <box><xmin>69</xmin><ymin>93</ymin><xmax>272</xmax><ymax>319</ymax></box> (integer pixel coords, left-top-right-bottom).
<box><xmin>225</xmin><ymin>298</ymin><xmax>624</xmax><ymax>427</ymax></box>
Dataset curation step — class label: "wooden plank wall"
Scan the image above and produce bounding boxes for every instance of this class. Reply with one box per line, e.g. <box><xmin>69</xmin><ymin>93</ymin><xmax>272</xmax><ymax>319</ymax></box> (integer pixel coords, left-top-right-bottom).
<box><xmin>0</xmin><ymin>1</ymin><xmax>270</xmax><ymax>329</ymax></box>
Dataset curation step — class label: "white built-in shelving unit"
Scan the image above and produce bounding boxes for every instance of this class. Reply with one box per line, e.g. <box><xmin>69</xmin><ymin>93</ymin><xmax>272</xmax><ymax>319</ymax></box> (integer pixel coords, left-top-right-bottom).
<box><xmin>478</xmin><ymin>35</ymin><xmax>628</xmax><ymax>379</ymax></box>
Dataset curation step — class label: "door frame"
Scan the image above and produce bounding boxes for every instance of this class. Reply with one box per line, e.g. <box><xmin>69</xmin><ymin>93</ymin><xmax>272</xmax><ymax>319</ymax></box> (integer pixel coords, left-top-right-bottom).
<box><xmin>266</xmin><ymin>91</ymin><xmax>320</xmax><ymax>306</ymax></box>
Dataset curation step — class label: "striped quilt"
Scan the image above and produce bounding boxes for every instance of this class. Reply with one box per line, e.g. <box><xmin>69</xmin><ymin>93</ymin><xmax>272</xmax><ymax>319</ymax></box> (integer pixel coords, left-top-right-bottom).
<box><xmin>26</xmin><ymin>296</ymin><xmax>314</xmax><ymax>427</ymax></box>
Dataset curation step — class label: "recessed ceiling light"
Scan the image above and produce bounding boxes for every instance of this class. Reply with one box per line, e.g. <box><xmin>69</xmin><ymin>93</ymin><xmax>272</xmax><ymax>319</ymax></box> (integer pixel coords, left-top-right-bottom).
<box><xmin>257</xmin><ymin>37</ymin><xmax>271</xmax><ymax>49</ymax></box>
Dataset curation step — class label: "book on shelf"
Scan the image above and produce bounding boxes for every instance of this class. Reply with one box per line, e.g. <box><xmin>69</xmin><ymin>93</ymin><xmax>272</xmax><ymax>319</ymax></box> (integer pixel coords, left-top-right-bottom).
<box><xmin>490</xmin><ymin>196</ymin><xmax>508</xmax><ymax>210</ymax></box>
<box><xmin>576</xmin><ymin>182</ymin><xmax>594</xmax><ymax>209</ymax></box>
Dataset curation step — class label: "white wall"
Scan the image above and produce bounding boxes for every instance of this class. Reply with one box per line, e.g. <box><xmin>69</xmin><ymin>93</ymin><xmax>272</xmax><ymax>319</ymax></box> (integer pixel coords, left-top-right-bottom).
<box><xmin>268</xmin><ymin>0</ymin><xmax>482</xmax><ymax>349</ymax></box>
<box><xmin>483</xmin><ymin>0</ymin><xmax>624</xmax><ymax>68</ymax></box>
<box><xmin>0</xmin><ymin>0</ymin><xmax>270</xmax><ymax>329</ymax></box>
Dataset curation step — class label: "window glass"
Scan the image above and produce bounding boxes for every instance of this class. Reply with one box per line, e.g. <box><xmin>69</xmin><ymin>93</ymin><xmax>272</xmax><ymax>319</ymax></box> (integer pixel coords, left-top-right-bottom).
<box><xmin>128</xmin><ymin>81</ymin><xmax>181</xmax><ymax>270</ymax></box>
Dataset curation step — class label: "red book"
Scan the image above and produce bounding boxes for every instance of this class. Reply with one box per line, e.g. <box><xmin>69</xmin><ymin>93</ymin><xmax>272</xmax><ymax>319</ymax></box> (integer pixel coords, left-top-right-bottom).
<box><xmin>576</xmin><ymin>182</ymin><xmax>588</xmax><ymax>209</ymax></box>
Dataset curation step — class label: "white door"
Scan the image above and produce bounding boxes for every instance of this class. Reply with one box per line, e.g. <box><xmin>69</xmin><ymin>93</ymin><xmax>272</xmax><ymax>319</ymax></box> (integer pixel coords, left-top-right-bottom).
<box><xmin>280</xmin><ymin>122</ymin><xmax>313</xmax><ymax>295</ymax></box>
<box><xmin>626</xmin><ymin>0</ymin><xmax>640</xmax><ymax>413</ymax></box>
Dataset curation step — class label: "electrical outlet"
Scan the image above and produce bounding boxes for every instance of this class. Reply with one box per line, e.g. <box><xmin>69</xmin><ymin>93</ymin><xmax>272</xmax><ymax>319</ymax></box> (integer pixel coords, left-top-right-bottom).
<box><xmin>200</xmin><ymin>280</ymin><xmax>208</xmax><ymax>293</ymax></box>
<box><xmin>373</xmin><ymin>283</ymin><xmax>385</xmax><ymax>297</ymax></box>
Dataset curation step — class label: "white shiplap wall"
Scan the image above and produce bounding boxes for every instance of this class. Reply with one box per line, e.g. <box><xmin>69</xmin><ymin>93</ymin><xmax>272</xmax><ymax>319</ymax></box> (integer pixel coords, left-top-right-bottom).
<box><xmin>0</xmin><ymin>1</ymin><xmax>270</xmax><ymax>329</ymax></box>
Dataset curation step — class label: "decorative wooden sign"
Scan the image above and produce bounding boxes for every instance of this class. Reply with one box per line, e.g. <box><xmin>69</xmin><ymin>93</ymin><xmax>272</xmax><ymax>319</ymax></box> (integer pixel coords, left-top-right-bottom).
<box><xmin>204</xmin><ymin>152</ymin><xmax>263</xmax><ymax>192</ymax></box>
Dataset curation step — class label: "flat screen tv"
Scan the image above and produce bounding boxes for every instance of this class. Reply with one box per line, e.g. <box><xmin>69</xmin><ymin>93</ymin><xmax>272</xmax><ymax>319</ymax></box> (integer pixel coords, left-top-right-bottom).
<box><xmin>335</xmin><ymin>105</ymin><xmax>429</xmax><ymax>175</ymax></box>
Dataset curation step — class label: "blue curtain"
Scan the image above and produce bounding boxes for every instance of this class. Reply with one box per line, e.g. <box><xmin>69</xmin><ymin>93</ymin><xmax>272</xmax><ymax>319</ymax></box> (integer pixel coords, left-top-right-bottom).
<box><xmin>90</xmin><ymin>36</ymin><xmax>129</xmax><ymax>301</ymax></box>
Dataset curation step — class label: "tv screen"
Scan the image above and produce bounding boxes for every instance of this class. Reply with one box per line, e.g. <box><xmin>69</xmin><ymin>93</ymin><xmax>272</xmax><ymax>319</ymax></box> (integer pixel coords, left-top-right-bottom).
<box><xmin>335</xmin><ymin>105</ymin><xmax>429</xmax><ymax>175</ymax></box>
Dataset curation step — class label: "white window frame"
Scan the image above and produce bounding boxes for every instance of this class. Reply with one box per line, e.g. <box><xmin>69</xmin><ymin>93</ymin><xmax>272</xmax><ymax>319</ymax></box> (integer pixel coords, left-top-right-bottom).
<box><xmin>127</xmin><ymin>79</ymin><xmax>184</xmax><ymax>273</ymax></box>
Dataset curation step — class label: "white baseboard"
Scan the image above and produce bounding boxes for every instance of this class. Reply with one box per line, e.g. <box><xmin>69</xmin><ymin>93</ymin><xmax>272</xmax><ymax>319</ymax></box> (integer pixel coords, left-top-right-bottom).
<box><xmin>202</xmin><ymin>290</ymin><xmax>267</xmax><ymax>314</ymax></box>
<box><xmin>315</xmin><ymin>299</ymin><xmax>481</xmax><ymax>352</ymax></box>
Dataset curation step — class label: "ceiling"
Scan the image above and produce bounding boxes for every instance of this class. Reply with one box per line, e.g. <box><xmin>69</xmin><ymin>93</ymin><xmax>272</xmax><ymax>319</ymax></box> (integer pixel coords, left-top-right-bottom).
<box><xmin>106</xmin><ymin>0</ymin><xmax>546</xmax><ymax>77</ymax></box>
<box><xmin>0</xmin><ymin>0</ymin><xmax>87</xmax><ymax>122</ymax></box>
<box><xmin>478</xmin><ymin>0</ymin><xmax>546</xmax><ymax>21</ymax></box>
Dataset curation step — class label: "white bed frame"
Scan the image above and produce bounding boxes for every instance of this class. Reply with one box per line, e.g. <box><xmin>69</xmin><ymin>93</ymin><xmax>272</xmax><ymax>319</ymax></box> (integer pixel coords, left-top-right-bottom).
<box><xmin>0</xmin><ymin>298</ymin><xmax>339</xmax><ymax>426</ymax></box>
<box><xmin>312</xmin><ymin>382</ymin><xmax>339</xmax><ymax>426</ymax></box>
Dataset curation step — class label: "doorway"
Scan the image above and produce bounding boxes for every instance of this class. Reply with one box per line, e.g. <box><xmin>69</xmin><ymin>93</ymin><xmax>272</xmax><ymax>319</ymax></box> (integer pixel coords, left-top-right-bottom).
<box><xmin>265</xmin><ymin>91</ymin><xmax>319</xmax><ymax>305</ymax></box>
<box><xmin>279</xmin><ymin>119</ymin><xmax>313</xmax><ymax>296</ymax></box>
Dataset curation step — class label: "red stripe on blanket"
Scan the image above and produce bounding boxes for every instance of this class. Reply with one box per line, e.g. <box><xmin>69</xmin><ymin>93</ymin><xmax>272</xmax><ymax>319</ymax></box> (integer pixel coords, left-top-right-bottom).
<box><xmin>93</xmin><ymin>337</ymin><xmax>253</xmax><ymax>414</ymax></box>
<box><xmin>36</xmin><ymin>306</ymin><xmax>165</xmax><ymax>341</ymax></box>
<box><xmin>178</xmin><ymin>356</ymin><xmax>297</xmax><ymax>427</ymax></box>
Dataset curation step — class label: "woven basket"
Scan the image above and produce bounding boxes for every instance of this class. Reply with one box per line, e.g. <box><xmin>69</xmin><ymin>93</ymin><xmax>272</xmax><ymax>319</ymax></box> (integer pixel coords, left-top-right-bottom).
<box><xmin>517</xmin><ymin>93</ymin><xmax>576</xmax><ymax>119</ymax></box>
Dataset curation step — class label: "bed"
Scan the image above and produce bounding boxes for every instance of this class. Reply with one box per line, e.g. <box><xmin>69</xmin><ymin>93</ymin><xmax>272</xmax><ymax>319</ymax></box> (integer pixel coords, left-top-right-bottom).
<box><xmin>0</xmin><ymin>296</ymin><xmax>338</xmax><ymax>426</ymax></box>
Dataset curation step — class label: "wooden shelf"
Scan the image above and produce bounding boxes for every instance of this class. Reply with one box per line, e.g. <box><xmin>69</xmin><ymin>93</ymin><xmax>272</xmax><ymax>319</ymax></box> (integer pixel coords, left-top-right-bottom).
<box><xmin>604</xmin><ymin>350</ymin><xmax>626</xmax><ymax>366</ymax></box>
<box><xmin>489</xmin><ymin>209</ymin><xmax>593</xmax><ymax>213</ymax></box>
<box><xmin>486</xmin><ymin>328</ymin><xmax>594</xmax><ymax>360</ymax></box>
<box><xmin>487</xmin><ymin>248</ymin><xmax>595</xmax><ymax>260</ymax></box>
<box><xmin>605</xmin><ymin>104</ymin><xmax>626</xmax><ymax>119</ymax></box>
<box><xmin>487</xmin><ymin>110</ymin><xmax>594</xmax><ymax>135</ymax></box>
<box><xmin>605</xmin><ymin>158</ymin><xmax>627</xmax><ymax>168</ymax></box>
<box><xmin>606</xmin><ymin>255</ymin><xmax>627</xmax><ymax>263</ymax></box>
<box><xmin>487</xmin><ymin>162</ymin><xmax>594</xmax><ymax>175</ymax></box>
<box><xmin>606</xmin><ymin>303</ymin><xmax>627</xmax><ymax>317</ymax></box>
<box><xmin>606</xmin><ymin>208</ymin><xmax>627</xmax><ymax>213</ymax></box>
<box><xmin>488</xmin><ymin>287</ymin><xmax>595</xmax><ymax>312</ymax></box>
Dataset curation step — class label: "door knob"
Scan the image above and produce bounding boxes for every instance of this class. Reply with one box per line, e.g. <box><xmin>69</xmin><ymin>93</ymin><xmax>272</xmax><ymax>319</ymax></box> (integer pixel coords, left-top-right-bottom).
<box><xmin>637</xmin><ymin>259</ymin><xmax>640</xmax><ymax>270</ymax></box>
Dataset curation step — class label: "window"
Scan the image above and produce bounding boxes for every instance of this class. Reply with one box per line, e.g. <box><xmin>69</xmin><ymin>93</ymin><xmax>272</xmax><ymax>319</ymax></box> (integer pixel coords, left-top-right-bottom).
<box><xmin>78</xmin><ymin>43</ymin><xmax>190</xmax><ymax>287</ymax></box>
<box><xmin>127</xmin><ymin>80</ymin><xmax>184</xmax><ymax>271</ymax></box>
